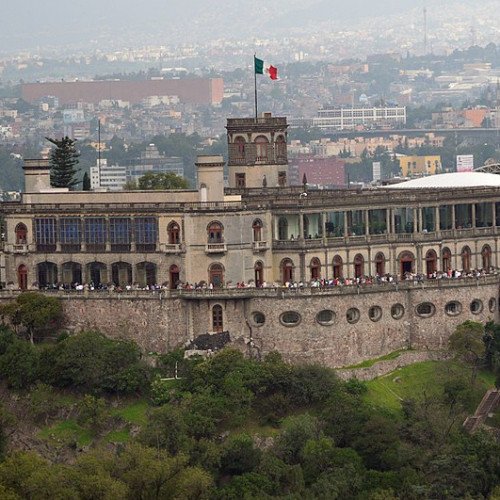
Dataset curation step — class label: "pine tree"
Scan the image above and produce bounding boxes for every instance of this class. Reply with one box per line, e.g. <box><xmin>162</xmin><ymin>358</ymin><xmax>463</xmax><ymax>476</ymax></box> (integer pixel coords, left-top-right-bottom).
<box><xmin>46</xmin><ymin>136</ymin><xmax>80</xmax><ymax>188</ymax></box>
<box><xmin>82</xmin><ymin>172</ymin><xmax>91</xmax><ymax>191</ymax></box>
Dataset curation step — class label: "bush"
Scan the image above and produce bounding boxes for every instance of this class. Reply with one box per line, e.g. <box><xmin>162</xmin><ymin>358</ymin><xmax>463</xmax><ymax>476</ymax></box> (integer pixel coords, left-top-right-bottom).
<box><xmin>40</xmin><ymin>331</ymin><xmax>149</xmax><ymax>394</ymax></box>
<box><xmin>0</xmin><ymin>340</ymin><xmax>39</xmax><ymax>389</ymax></box>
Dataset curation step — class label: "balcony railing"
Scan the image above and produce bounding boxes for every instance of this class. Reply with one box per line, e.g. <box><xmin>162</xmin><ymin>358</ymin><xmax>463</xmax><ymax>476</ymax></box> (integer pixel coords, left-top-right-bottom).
<box><xmin>163</xmin><ymin>243</ymin><xmax>184</xmax><ymax>254</ymax></box>
<box><xmin>252</xmin><ymin>240</ymin><xmax>269</xmax><ymax>251</ymax></box>
<box><xmin>11</xmin><ymin>244</ymin><xmax>29</xmax><ymax>254</ymax></box>
<box><xmin>205</xmin><ymin>243</ymin><xmax>227</xmax><ymax>254</ymax></box>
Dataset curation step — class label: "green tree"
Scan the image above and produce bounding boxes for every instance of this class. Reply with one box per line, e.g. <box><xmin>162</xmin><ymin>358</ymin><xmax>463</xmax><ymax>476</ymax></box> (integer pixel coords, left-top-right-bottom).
<box><xmin>0</xmin><ymin>292</ymin><xmax>63</xmax><ymax>344</ymax></box>
<box><xmin>0</xmin><ymin>340</ymin><xmax>39</xmax><ymax>389</ymax></box>
<box><xmin>46</xmin><ymin>136</ymin><xmax>80</xmax><ymax>188</ymax></box>
<box><xmin>136</xmin><ymin>171</ymin><xmax>189</xmax><ymax>190</ymax></box>
<box><xmin>449</xmin><ymin>320</ymin><xmax>486</xmax><ymax>382</ymax></box>
<box><xmin>82</xmin><ymin>171</ymin><xmax>91</xmax><ymax>190</ymax></box>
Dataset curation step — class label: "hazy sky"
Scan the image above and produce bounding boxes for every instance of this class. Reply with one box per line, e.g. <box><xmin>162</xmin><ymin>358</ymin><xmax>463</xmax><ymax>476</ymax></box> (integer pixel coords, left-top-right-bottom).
<box><xmin>0</xmin><ymin>0</ymin><xmax>480</xmax><ymax>54</ymax></box>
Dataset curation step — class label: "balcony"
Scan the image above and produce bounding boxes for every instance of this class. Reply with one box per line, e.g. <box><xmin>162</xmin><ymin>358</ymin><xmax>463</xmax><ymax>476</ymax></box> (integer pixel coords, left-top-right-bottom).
<box><xmin>205</xmin><ymin>243</ymin><xmax>227</xmax><ymax>254</ymax></box>
<box><xmin>164</xmin><ymin>243</ymin><xmax>185</xmax><ymax>254</ymax></box>
<box><xmin>9</xmin><ymin>244</ymin><xmax>29</xmax><ymax>254</ymax></box>
<box><xmin>252</xmin><ymin>240</ymin><xmax>269</xmax><ymax>252</ymax></box>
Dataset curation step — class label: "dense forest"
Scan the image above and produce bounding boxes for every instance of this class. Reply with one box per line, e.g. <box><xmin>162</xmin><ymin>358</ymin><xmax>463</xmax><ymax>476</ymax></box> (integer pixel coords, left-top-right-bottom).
<box><xmin>0</xmin><ymin>294</ymin><xmax>498</xmax><ymax>498</ymax></box>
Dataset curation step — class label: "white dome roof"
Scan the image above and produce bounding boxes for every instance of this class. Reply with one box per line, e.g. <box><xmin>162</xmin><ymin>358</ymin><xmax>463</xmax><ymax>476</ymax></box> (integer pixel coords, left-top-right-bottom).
<box><xmin>386</xmin><ymin>172</ymin><xmax>500</xmax><ymax>189</ymax></box>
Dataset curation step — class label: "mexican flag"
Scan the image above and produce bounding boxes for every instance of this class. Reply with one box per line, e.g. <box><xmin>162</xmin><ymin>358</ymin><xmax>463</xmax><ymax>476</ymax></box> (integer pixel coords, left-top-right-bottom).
<box><xmin>254</xmin><ymin>56</ymin><xmax>278</xmax><ymax>80</ymax></box>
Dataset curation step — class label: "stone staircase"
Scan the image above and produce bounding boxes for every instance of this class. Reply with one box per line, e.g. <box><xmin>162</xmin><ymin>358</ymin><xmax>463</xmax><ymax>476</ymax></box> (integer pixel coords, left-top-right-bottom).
<box><xmin>463</xmin><ymin>389</ymin><xmax>500</xmax><ymax>433</ymax></box>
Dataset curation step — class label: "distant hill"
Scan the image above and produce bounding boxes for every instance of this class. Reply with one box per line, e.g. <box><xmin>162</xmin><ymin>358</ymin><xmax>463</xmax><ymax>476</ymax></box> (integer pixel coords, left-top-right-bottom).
<box><xmin>0</xmin><ymin>0</ymin><xmax>480</xmax><ymax>52</ymax></box>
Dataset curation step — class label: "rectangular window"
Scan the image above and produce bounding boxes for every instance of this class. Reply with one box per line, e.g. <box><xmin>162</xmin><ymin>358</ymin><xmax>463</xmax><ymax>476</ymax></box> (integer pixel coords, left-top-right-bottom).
<box><xmin>110</xmin><ymin>218</ymin><xmax>131</xmax><ymax>252</ymax></box>
<box><xmin>135</xmin><ymin>217</ymin><xmax>157</xmax><ymax>252</ymax></box>
<box><xmin>85</xmin><ymin>218</ymin><xmax>107</xmax><ymax>252</ymax></box>
<box><xmin>35</xmin><ymin>218</ymin><xmax>57</xmax><ymax>252</ymax></box>
<box><xmin>235</xmin><ymin>173</ymin><xmax>246</xmax><ymax>188</ymax></box>
<box><xmin>278</xmin><ymin>171</ymin><xmax>287</xmax><ymax>187</ymax></box>
<box><xmin>60</xmin><ymin>218</ymin><xmax>81</xmax><ymax>252</ymax></box>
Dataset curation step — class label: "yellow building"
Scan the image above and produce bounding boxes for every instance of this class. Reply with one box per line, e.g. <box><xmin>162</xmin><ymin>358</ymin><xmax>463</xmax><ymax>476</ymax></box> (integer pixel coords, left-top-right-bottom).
<box><xmin>400</xmin><ymin>155</ymin><xmax>441</xmax><ymax>177</ymax></box>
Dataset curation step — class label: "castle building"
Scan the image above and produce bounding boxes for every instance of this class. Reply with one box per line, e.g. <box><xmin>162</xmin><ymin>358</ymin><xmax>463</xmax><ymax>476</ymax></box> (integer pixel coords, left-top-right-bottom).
<box><xmin>0</xmin><ymin>113</ymin><xmax>499</xmax><ymax>367</ymax></box>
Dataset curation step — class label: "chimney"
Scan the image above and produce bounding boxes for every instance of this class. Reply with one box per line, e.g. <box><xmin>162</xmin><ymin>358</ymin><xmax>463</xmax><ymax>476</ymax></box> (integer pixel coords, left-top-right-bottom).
<box><xmin>23</xmin><ymin>159</ymin><xmax>51</xmax><ymax>192</ymax></box>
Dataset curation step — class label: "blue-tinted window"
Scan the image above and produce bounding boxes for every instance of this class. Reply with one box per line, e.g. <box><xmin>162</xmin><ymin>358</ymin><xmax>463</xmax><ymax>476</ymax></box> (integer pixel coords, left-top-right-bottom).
<box><xmin>84</xmin><ymin>218</ymin><xmax>106</xmax><ymax>252</ymax></box>
<box><xmin>35</xmin><ymin>218</ymin><xmax>57</xmax><ymax>251</ymax></box>
<box><xmin>110</xmin><ymin>218</ymin><xmax>131</xmax><ymax>244</ymax></box>
<box><xmin>60</xmin><ymin>218</ymin><xmax>81</xmax><ymax>244</ymax></box>
<box><xmin>135</xmin><ymin>217</ymin><xmax>157</xmax><ymax>251</ymax></box>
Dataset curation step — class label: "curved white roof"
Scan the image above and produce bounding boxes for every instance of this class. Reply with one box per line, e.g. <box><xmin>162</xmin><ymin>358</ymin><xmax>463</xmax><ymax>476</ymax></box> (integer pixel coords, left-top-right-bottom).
<box><xmin>386</xmin><ymin>172</ymin><xmax>500</xmax><ymax>189</ymax></box>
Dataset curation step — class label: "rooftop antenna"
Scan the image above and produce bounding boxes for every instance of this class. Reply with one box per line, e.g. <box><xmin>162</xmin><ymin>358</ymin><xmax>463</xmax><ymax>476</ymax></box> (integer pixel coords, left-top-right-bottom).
<box><xmin>423</xmin><ymin>6</ymin><xmax>428</xmax><ymax>54</ymax></box>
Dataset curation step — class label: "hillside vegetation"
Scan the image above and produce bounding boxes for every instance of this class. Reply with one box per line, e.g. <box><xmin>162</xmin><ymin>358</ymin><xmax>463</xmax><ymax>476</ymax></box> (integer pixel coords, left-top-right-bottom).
<box><xmin>0</xmin><ymin>316</ymin><xmax>498</xmax><ymax>498</ymax></box>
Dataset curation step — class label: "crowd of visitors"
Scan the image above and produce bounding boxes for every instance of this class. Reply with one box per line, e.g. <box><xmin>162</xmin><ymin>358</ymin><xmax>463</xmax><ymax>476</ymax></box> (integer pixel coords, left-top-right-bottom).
<box><xmin>7</xmin><ymin>267</ymin><xmax>495</xmax><ymax>293</ymax></box>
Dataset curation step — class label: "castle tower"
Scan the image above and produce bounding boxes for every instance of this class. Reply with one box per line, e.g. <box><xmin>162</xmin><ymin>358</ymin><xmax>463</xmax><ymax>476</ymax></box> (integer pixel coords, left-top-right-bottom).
<box><xmin>226</xmin><ymin>112</ymin><xmax>288</xmax><ymax>188</ymax></box>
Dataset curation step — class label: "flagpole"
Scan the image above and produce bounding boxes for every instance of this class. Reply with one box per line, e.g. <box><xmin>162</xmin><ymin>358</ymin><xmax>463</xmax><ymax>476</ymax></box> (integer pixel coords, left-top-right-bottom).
<box><xmin>254</xmin><ymin>54</ymin><xmax>258</xmax><ymax>122</ymax></box>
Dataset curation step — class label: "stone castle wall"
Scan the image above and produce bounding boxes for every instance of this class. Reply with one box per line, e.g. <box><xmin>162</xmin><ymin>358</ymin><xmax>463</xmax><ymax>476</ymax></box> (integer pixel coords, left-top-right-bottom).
<box><xmin>0</xmin><ymin>278</ymin><xmax>497</xmax><ymax>367</ymax></box>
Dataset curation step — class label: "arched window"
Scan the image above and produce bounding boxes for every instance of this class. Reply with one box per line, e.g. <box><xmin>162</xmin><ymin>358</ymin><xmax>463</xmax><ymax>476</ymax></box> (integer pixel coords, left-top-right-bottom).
<box><xmin>281</xmin><ymin>258</ymin><xmax>294</xmax><ymax>283</ymax></box>
<box><xmin>255</xmin><ymin>136</ymin><xmax>269</xmax><ymax>161</ymax></box>
<box><xmin>333</xmin><ymin>255</ymin><xmax>343</xmax><ymax>279</ymax></box>
<box><xmin>425</xmin><ymin>249</ymin><xmax>438</xmax><ymax>276</ymax></box>
<box><xmin>254</xmin><ymin>261</ymin><xmax>264</xmax><ymax>287</ymax></box>
<box><xmin>136</xmin><ymin>262</ymin><xmax>156</xmax><ymax>287</ymax></box>
<box><xmin>212</xmin><ymin>305</ymin><xmax>223</xmax><ymax>333</ymax></box>
<box><xmin>252</xmin><ymin>219</ymin><xmax>263</xmax><ymax>242</ymax></box>
<box><xmin>87</xmin><ymin>262</ymin><xmax>107</xmax><ymax>288</ymax></box>
<box><xmin>481</xmin><ymin>245</ymin><xmax>492</xmax><ymax>270</ymax></box>
<box><xmin>234</xmin><ymin>136</ymin><xmax>246</xmax><ymax>159</ymax></box>
<box><xmin>374</xmin><ymin>252</ymin><xmax>385</xmax><ymax>276</ymax></box>
<box><xmin>15</xmin><ymin>223</ymin><xmax>27</xmax><ymax>244</ymax></box>
<box><xmin>169</xmin><ymin>264</ymin><xmax>180</xmax><ymax>289</ymax></box>
<box><xmin>442</xmin><ymin>247</ymin><xmax>452</xmax><ymax>271</ymax></box>
<box><xmin>461</xmin><ymin>246</ymin><xmax>471</xmax><ymax>272</ymax></box>
<box><xmin>209</xmin><ymin>263</ymin><xmax>224</xmax><ymax>288</ymax></box>
<box><xmin>17</xmin><ymin>264</ymin><xmax>28</xmax><ymax>290</ymax></box>
<box><xmin>278</xmin><ymin>217</ymin><xmax>288</xmax><ymax>240</ymax></box>
<box><xmin>399</xmin><ymin>251</ymin><xmax>415</xmax><ymax>276</ymax></box>
<box><xmin>354</xmin><ymin>254</ymin><xmax>364</xmax><ymax>278</ymax></box>
<box><xmin>167</xmin><ymin>221</ymin><xmax>180</xmax><ymax>244</ymax></box>
<box><xmin>37</xmin><ymin>261</ymin><xmax>58</xmax><ymax>288</ymax></box>
<box><xmin>207</xmin><ymin>221</ymin><xmax>223</xmax><ymax>243</ymax></box>
<box><xmin>63</xmin><ymin>261</ymin><xmax>83</xmax><ymax>286</ymax></box>
<box><xmin>275</xmin><ymin>135</ymin><xmax>287</xmax><ymax>160</ymax></box>
<box><xmin>310</xmin><ymin>257</ymin><xmax>321</xmax><ymax>280</ymax></box>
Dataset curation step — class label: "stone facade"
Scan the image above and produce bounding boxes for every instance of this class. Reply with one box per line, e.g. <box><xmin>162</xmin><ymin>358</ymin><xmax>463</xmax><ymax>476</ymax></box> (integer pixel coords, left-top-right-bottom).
<box><xmin>0</xmin><ymin>276</ymin><xmax>495</xmax><ymax>368</ymax></box>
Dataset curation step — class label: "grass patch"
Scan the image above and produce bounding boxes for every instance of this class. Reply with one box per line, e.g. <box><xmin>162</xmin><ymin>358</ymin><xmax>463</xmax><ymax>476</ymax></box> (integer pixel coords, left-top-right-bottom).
<box><xmin>363</xmin><ymin>360</ymin><xmax>495</xmax><ymax>413</ymax></box>
<box><xmin>341</xmin><ymin>349</ymin><xmax>406</xmax><ymax>370</ymax></box>
<box><xmin>112</xmin><ymin>400</ymin><xmax>149</xmax><ymax>426</ymax></box>
<box><xmin>39</xmin><ymin>419</ymin><xmax>92</xmax><ymax>447</ymax></box>
<box><xmin>105</xmin><ymin>429</ymin><xmax>130</xmax><ymax>443</ymax></box>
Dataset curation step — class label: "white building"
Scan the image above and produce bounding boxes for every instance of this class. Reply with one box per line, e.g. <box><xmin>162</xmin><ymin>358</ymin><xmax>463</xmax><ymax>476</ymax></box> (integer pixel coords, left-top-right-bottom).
<box><xmin>90</xmin><ymin>159</ymin><xmax>127</xmax><ymax>191</ymax></box>
<box><xmin>313</xmin><ymin>105</ymin><xmax>406</xmax><ymax>130</ymax></box>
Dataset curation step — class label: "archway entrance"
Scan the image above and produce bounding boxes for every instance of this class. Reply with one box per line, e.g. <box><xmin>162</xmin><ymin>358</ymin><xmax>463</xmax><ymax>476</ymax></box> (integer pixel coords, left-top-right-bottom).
<box><xmin>461</xmin><ymin>246</ymin><xmax>471</xmax><ymax>272</ymax></box>
<box><xmin>17</xmin><ymin>265</ymin><xmax>28</xmax><ymax>290</ymax></box>
<box><xmin>212</xmin><ymin>305</ymin><xmax>223</xmax><ymax>332</ymax></box>
<box><xmin>280</xmin><ymin>258</ymin><xmax>294</xmax><ymax>283</ymax></box>
<box><xmin>333</xmin><ymin>255</ymin><xmax>343</xmax><ymax>279</ymax></box>
<box><xmin>62</xmin><ymin>262</ymin><xmax>82</xmax><ymax>286</ymax></box>
<box><xmin>482</xmin><ymin>245</ymin><xmax>492</xmax><ymax>270</ymax></box>
<box><xmin>37</xmin><ymin>262</ymin><xmax>58</xmax><ymax>288</ymax></box>
<box><xmin>209</xmin><ymin>264</ymin><xmax>224</xmax><ymax>288</ymax></box>
<box><xmin>310</xmin><ymin>258</ymin><xmax>321</xmax><ymax>280</ymax></box>
<box><xmin>169</xmin><ymin>265</ymin><xmax>180</xmax><ymax>289</ymax></box>
<box><xmin>374</xmin><ymin>252</ymin><xmax>385</xmax><ymax>276</ymax></box>
<box><xmin>353</xmin><ymin>254</ymin><xmax>364</xmax><ymax>278</ymax></box>
<box><xmin>399</xmin><ymin>252</ymin><xmax>414</xmax><ymax>276</ymax></box>
<box><xmin>425</xmin><ymin>250</ymin><xmax>438</xmax><ymax>276</ymax></box>
<box><xmin>254</xmin><ymin>261</ymin><xmax>264</xmax><ymax>287</ymax></box>
<box><xmin>111</xmin><ymin>262</ymin><xmax>132</xmax><ymax>287</ymax></box>
<box><xmin>442</xmin><ymin>247</ymin><xmax>452</xmax><ymax>272</ymax></box>
<box><xmin>87</xmin><ymin>262</ymin><xmax>107</xmax><ymax>287</ymax></box>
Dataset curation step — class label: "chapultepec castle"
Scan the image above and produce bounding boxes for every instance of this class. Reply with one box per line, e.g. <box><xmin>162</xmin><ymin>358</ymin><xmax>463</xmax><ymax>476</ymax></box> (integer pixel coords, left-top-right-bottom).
<box><xmin>1</xmin><ymin>113</ymin><xmax>499</xmax><ymax>367</ymax></box>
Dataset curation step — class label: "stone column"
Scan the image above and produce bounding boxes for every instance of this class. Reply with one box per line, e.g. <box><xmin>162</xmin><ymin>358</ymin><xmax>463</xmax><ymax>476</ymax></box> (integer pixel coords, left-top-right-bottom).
<box><xmin>451</xmin><ymin>205</ymin><xmax>456</xmax><ymax>230</ymax></box>
<box><xmin>55</xmin><ymin>216</ymin><xmax>61</xmax><ymax>252</ymax></box>
<box><xmin>343</xmin><ymin>211</ymin><xmax>349</xmax><ymax>238</ymax></box>
<box><xmin>471</xmin><ymin>203</ymin><xmax>476</xmax><ymax>228</ymax></box>
<box><xmin>390</xmin><ymin>209</ymin><xmax>395</xmax><ymax>235</ymax></box>
<box><xmin>385</xmin><ymin>208</ymin><xmax>390</xmax><ymax>234</ymax></box>
<box><xmin>365</xmin><ymin>210</ymin><xmax>370</xmax><ymax>236</ymax></box>
<box><xmin>299</xmin><ymin>213</ymin><xmax>304</xmax><ymax>240</ymax></box>
<box><xmin>492</xmin><ymin>202</ymin><xmax>497</xmax><ymax>228</ymax></box>
<box><xmin>413</xmin><ymin>208</ymin><xmax>418</xmax><ymax>234</ymax></box>
<box><xmin>105</xmin><ymin>217</ymin><xmax>111</xmax><ymax>252</ymax></box>
<box><xmin>435</xmin><ymin>206</ymin><xmax>440</xmax><ymax>232</ymax></box>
